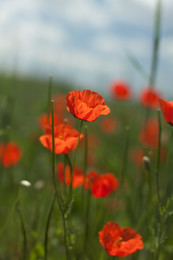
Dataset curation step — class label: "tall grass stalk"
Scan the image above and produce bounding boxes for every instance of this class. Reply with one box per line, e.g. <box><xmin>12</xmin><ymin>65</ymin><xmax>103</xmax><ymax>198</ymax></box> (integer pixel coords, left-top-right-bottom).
<box><xmin>84</xmin><ymin>191</ymin><xmax>91</xmax><ymax>255</ymax></box>
<box><xmin>44</xmin><ymin>193</ymin><xmax>56</xmax><ymax>260</ymax></box>
<box><xmin>51</xmin><ymin>100</ymin><xmax>69</xmax><ymax>260</ymax></box>
<box><xmin>149</xmin><ymin>0</ymin><xmax>162</xmax><ymax>87</ymax></box>
<box><xmin>145</xmin><ymin>0</ymin><xmax>162</xmax><ymax>123</ymax></box>
<box><xmin>47</xmin><ymin>75</ymin><xmax>53</xmax><ymax>117</ymax></box>
<box><xmin>155</xmin><ymin>109</ymin><xmax>161</xmax><ymax>204</ymax></box>
<box><xmin>83</xmin><ymin>125</ymin><xmax>88</xmax><ymax>175</ymax></box>
<box><xmin>82</xmin><ymin>125</ymin><xmax>88</xmax><ymax>201</ymax></box>
<box><xmin>62</xmin><ymin>154</ymin><xmax>67</xmax><ymax>196</ymax></box>
<box><xmin>66</xmin><ymin>119</ymin><xmax>83</xmax><ymax>204</ymax></box>
<box><xmin>155</xmin><ymin>109</ymin><xmax>162</xmax><ymax>260</ymax></box>
<box><xmin>16</xmin><ymin>205</ymin><xmax>27</xmax><ymax>260</ymax></box>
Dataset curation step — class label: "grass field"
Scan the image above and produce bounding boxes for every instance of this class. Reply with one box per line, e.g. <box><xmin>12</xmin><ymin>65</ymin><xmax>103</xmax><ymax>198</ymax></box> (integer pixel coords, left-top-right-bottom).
<box><xmin>0</xmin><ymin>72</ymin><xmax>173</xmax><ymax>260</ymax></box>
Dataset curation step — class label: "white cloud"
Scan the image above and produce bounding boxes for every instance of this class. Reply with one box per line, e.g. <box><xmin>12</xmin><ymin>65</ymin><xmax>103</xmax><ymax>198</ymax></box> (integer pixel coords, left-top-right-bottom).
<box><xmin>0</xmin><ymin>0</ymin><xmax>172</xmax><ymax>96</ymax></box>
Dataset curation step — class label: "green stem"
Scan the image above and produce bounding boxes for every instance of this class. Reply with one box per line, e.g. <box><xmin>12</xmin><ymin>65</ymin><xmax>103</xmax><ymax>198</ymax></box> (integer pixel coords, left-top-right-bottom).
<box><xmin>155</xmin><ymin>109</ymin><xmax>161</xmax><ymax>204</ymax></box>
<box><xmin>66</xmin><ymin>120</ymin><xmax>83</xmax><ymax>203</ymax></box>
<box><xmin>149</xmin><ymin>0</ymin><xmax>161</xmax><ymax>87</ymax></box>
<box><xmin>51</xmin><ymin>100</ymin><xmax>69</xmax><ymax>260</ymax></box>
<box><xmin>81</xmin><ymin>125</ymin><xmax>88</xmax><ymax>201</ymax></box>
<box><xmin>165</xmin><ymin>129</ymin><xmax>173</xmax><ymax>198</ymax></box>
<box><xmin>51</xmin><ymin>100</ymin><xmax>62</xmax><ymax>207</ymax></box>
<box><xmin>155</xmin><ymin>212</ymin><xmax>164</xmax><ymax>260</ymax></box>
<box><xmin>155</xmin><ymin>109</ymin><xmax>162</xmax><ymax>260</ymax></box>
<box><xmin>62</xmin><ymin>213</ymin><xmax>69</xmax><ymax>260</ymax></box>
<box><xmin>144</xmin><ymin>0</ymin><xmax>162</xmax><ymax>123</ymax></box>
<box><xmin>47</xmin><ymin>75</ymin><xmax>53</xmax><ymax>118</ymax></box>
<box><xmin>16</xmin><ymin>205</ymin><xmax>27</xmax><ymax>260</ymax></box>
<box><xmin>84</xmin><ymin>191</ymin><xmax>91</xmax><ymax>255</ymax></box>
<box><xmin>83</xmin><ymin>125</ymin><xmax>88</xmax><ymax>175</ymax></box>
<box><xmin>126</xmin><ymin>51</ymin><xmax>148</xmax><ymax>80</ymax></box>
<box><xmin>44</xmin><ymin>193</ymin><xmax>56</xmax><ymax>260</ymax></box>
<box><xmin>65</xmin><ymin>154</ymin><xmax>73</xmax><ymax>174</ymax></box>
<box><xmin>63</xmin><ymin>154</ymin><xmax>67</xmax><ymax>196</ymax></box>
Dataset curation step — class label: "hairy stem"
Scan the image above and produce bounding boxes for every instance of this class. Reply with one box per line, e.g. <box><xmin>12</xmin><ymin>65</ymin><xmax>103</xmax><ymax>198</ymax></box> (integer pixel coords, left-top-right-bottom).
<box><xmin>51</xmin><ymin>100</ymin><xmax>69</xmax><ymax>260</ymax></box>
<box><xmin>47</xmin><ymin>75</ymin><xmax>53</xmax><ymax>117</ymax></box>
<box><xmin>16</xmin><ymin>205</ymin><xmax>27</xmax><ymax>260</ymax></box>
<box><xmin>44</xmin><ymin>193</ymin><xmax>56</xmax><ymax>260</ymax></box>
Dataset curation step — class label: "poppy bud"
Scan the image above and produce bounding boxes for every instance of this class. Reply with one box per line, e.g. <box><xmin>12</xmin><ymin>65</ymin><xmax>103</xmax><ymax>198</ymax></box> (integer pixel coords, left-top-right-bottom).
<box><xmin>20</xmin><ymin>180</ymin><xmax>31</xmax><ymax>187</ymax></box>
<box><xmin>143</xmin><ymin>156</ymin><xmax>150</xmax><ymax>172</ymax></box>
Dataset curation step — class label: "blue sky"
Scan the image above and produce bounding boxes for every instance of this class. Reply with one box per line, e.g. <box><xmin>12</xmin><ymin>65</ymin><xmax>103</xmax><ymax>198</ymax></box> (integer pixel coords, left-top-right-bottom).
<box><xmin>0</xmin><ymin>0</ymin><xmax>173</xmax><ymax>97</ymax></box>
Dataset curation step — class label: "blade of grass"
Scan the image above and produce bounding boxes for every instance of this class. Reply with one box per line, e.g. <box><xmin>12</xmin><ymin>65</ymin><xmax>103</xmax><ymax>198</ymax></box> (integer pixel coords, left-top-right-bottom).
<box><xmin>149</xmin><ymin>0</ymin><xmax>162</xmax><ymax>87</ymax></box>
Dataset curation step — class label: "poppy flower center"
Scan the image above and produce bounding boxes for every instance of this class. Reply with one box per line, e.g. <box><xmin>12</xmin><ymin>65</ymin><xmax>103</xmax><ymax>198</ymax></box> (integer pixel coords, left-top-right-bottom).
<box><xmin>117</xmin><ymin>237</ymin><xmax>123</xmax><ymax>247</ymax></box>
<box><xmin>58</xmin><ymin>135</ymin><xmax>63</xmax><ymax>140</ymax></box>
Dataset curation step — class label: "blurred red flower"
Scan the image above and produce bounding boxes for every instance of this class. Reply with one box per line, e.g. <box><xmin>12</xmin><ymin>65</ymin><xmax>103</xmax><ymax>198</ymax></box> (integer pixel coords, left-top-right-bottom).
<box><xmin>65</xmin><ymin>89</ymin><xmax>110</xmax><ymax>122</ymax></box>
<box><xmin>0</xmin><ymin>142</ymin><xmax>22</xmax><ymax>167</ymax></box>
<box><xmin>100</xmin><ymin>117</ymin><xmax>117</xmax><ymax>134</ymax></box>
<box><xmin>99</xmin><ymin>222</ymin><xmax>143</xmax><ymax>257</ymax></box>
<box><xmin>111</xmin><ymin>81</ymin><xmax>131</xmax><ymax>100</ymax></box>
<box><xmin>53</xmin><ymin>94</ymin><xmax>66</xmax><ymax>114</ymax></box>
<box><xmin>140</xmin><ymin>88</ymin><xmax>160</xmax><ymax>108</ymax></box>
<box><xmin>39</xmin><ymin>123</ymin><xmax>83</xmax><ymax>154</ymax></box>
<box><xmin>57</xmin><ymin>163</ymin><xmax>84</xmax><ymax>188</ymax></box>
<box><xmin>84</xmin><ymin>170</ymin><xmax>99</xmax><ymax>190</ymax></box>
<box><xmin>38</xmin><ymin>113</ymin><xmax>62</xmax><ymax>128</ymax></box>
<box><xmin>159</xmin><ymin>98</ymin><xmax>173</xmax><ymax>125</ymax></box>
<box><xmin>130</xmin><ymin>148</ymin><xmax>144</xmax><ymax>166</ymax></box>
<box><xmin>139</xmin><ymin>119</ymin><xmax>158</xmax><ymax>148</ymax></box>
<box><xmin>91</xmin><ymin>173</ymin><xmax>118</xmax><ymax>198</ymax></box>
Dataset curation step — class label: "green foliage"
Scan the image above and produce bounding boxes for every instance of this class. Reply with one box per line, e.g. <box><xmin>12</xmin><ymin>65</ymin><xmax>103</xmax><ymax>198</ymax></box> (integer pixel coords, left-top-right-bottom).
<box><xmin>0</xmin><ymin>72</ymin><xmax>173</xmax><ymax>260</ymax></box>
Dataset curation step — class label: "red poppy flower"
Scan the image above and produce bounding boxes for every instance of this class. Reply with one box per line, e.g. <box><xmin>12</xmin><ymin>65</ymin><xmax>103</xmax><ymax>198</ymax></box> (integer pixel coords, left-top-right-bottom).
<box><xmin>39</xmin><ymin>123</ymin><xmax>83</xmax><ymax>154</ymax></box>
<box><xmin>57</xmin><ymin>163</ymin><xmax>84</xmax><ymax>188</ymax></box>
<box><xmin>111</xmin><ymin>81</ymin><xmax>131</xmax><ymax>100</ymax></box>
<box><xmin>38</xmin><ymin>113</ymin><xmax>62</xmax><ymax>128</ymax></box>
<box><xmin>65</xmin><ymin>89</ymin><xmax>110</xmax><ymax>122</ymax></box>
<box><xmin>99</xmin><ymin>222</ymin><xmax>143</xmax><ymax>257</ymax></box>
<box><xmin>0</xmin><ymin>142</ymin><xmax>22</xmax><ymax>167</ymax></box>
<box><xmin>91</xmin><ymin>173</ymin><xmax>118</xmax><ymax>198</ymax></box>
<box><xmin>100</xmin><ymin>117</ymin><xmax>117</xmax><ymax>134</ymax></box>
<box><xmin>84</xmin><ymin>170</ymin><xmax>99</xmax><ymax>190</ymax></box>
<box><xmin>159</xmin><ymin>98</ymin><xmax>173</xmax><ymax>125</ymax></box>
<box><xmin>139</xmin><ymin>119</ymin><xmax>158</xmax><ymax>148</ymax></box>
<box><xmin>53</xmin><ymin>94</ymin><xmax>66</xmax><ymax>114</ymax></box>
<box><xmin>140</xmin><ymin>88</ymin><xmax>160</xmax><ymax>108</ymax></box>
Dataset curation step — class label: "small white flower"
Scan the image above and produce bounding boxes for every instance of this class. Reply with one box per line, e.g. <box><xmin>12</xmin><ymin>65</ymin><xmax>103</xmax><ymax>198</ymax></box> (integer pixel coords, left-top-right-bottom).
<box><xmin>20</xmin><ymin>180</ymin><xmax>31</xmax><ymax>187</ymax></box>
<box><xmin>34</xmin><ymin>180</ymin><xmax>44</xmax><ymax>190</ymax></box>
